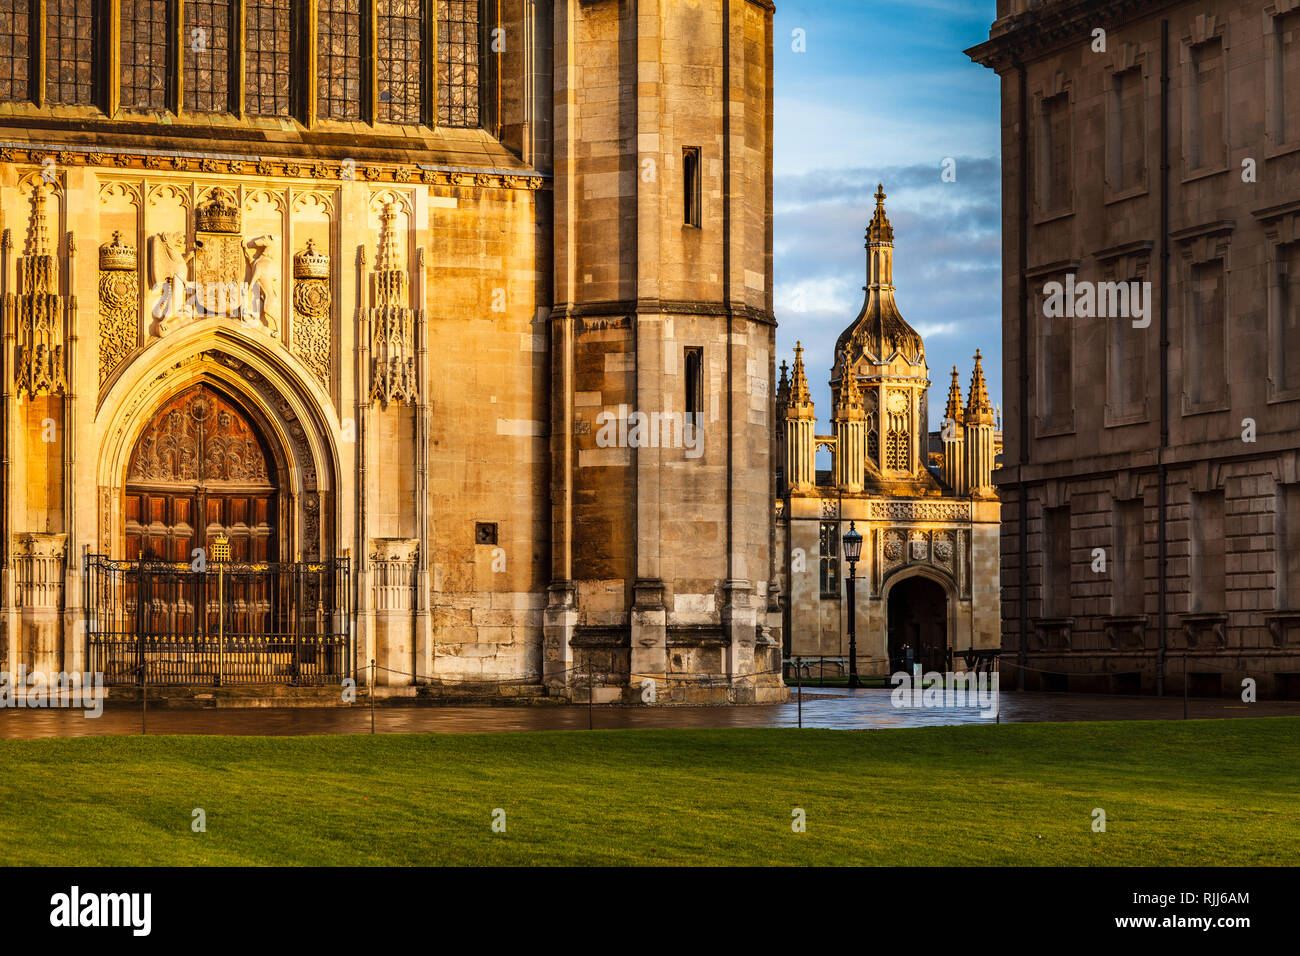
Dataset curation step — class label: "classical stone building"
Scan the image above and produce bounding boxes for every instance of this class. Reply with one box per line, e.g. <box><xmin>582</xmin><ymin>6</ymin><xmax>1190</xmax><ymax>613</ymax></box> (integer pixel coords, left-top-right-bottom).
<box><xmin>774</xmin><ymin>189</ymin><xmax>1001</xmax><ymax>676</ymax></box>
<box><xmin>969</xmin><ymin>0</ymin><xmax>1300</xmax><ymax>696</ymax></box>
<box><xmin>0</xmin><ymin>0</ymin><xmax>784</xmax><ymax>704</ymax></box>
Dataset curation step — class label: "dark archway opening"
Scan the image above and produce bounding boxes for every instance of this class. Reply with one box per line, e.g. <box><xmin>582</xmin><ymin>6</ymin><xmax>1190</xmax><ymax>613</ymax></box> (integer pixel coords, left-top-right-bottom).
<box><xmin>887</xmin><ymin>576</ymin><xmax>948</xmax><ymax>674</ymax></box>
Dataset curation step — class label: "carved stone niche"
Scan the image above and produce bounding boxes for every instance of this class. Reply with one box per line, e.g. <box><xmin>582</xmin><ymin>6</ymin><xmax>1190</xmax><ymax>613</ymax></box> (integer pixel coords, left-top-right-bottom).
<box><xmin>1031</xmin><ymin>617</ymin><xmax>1074</xmax><ymax>650</ymax></box>
<box><xmin>1104</xmin><ymin>615</ymin><xmax>1148</xmax><ymax>649</ymax></box>
<box><xmin>1180</xmin><ymin>612</ymin><xmax>1228</xmax><ymax>649</ymax></box>
<box><xmin>1264</xmin><ymin>612</ymin><xmax>1300</xmax><ymax>649</ymax></box>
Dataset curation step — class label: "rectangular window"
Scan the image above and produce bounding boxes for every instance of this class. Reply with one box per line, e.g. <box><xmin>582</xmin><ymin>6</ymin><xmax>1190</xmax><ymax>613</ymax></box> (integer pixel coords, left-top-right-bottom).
<box><xmin>1038</xmin><ymin>92</ymin><xmax>1072</xmax><ymax>215</ymax></box>
<box><xmin>45</xmin><ymin>0</ymin><xmax>95</xmax><ymax>106</ymax></box>
<box><xmin>184</xmin><ymin>0</ymin><xmax>234</xmax><ymax>113</ymax></box>
<box><xmin>1106</xmin><ymin>271</ymin><xmax>1147</xmax><ymax>417</ymax></box>
<box><xmin>377</xmin><ymin>0</ymin><xmax>423</xmax><ymax>125</ymax></box>
<box><xmin>1190</xmin><ymin>491</ymin><xmax>1225</xmax><ymax>613</ymax></box>
<box><xmin>245</xmin><ymin>0</ymin><xmax>291</xmax><ymax>117</ymax></box>
<box><xmin>1107</xmin><ymin>67</ymin><xmax>1145</xmax><ymax>193</ymax></box>
<box><xmin>1044</xmin><ymin>505</ymin><xmax>1071</xmax><ymax>617</ymax></box>
<box><xmin>1114</xmin><ymin>498</ymin><xmax>1144</xmax><ymax>615</ymax></box>
<box><xmin>0</xmin><ymin>0</ymin><xmax>30</xmax><ymax>102</ymax></box>
<box><xmin>1038</xmin><ymin>281</ymin><xmax>1073</xmax><ymax>431</ymax></box>
<box><xmin>1276</xmin><ymin>242</ymin><xmax>1300</xmax><ymax>394</ymax></box>
<box><xmin>121</xmin><ymin>0</ymin><xmax>170</xmax><ymax>111</ymax></box>
<box><xmin>318</xmin><ymin>0</ymin><xmax>362</xmax><ymax>120</ymax></box>
<box><xmin>683</xmin><ymin>146</ymin><xmax>701</xmax><ymax>227</ymax></box>
<box><xmin>436</xmin><ymin>0</ymin><xmax>479</xmax><ymax>128</ymax></box>
<box><xmin>1187</xmin><ymin>259</ymin><xmax>1227</xmax><ymax>407</ymax></box>
<box><xmin>684</xmin><ymin>347</ymin><xmax>703</xmax><ymax>421</ymax></box>
<box><xmin>819</xmin><ymin>522</ymin><xmax>840</xmax><ymax>598</ymax></box>
<box><xmin>1278</xmin><ymin>485</ymin><xmax>1300</xmax><ymax>609</ymax></box>
<box><xmin>1189</xmin><ymin>38</ymin><xmax>1226</xmax><ymax>171</ymax></box>
<box><xmin>1276</xmin><ymin>11</ymin><xmax>1300</xmax><ymax>145</ymax></box>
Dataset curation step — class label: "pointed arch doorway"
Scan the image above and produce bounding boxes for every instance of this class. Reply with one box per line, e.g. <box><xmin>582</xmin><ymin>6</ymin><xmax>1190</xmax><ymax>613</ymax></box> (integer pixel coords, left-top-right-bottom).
<box><xmin>887</xmin><ymin>575</ymin><xmax>950</xmax><ymax>674</ymax></box>
<box><xmin>123</xmin><ymin>383</ymin><xmax>279</xmax><ymax>563</ymax></box>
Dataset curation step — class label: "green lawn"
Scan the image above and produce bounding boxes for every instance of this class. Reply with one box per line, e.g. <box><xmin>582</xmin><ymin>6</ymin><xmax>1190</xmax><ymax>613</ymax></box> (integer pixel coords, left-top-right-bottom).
<box><xmin>2</xmin><ymin>719</ymin><xmax>1296</xmax><ymax>865</ymax></box>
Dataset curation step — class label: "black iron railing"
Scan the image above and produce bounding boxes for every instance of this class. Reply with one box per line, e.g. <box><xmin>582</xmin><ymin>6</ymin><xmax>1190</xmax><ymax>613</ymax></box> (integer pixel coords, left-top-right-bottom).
<box><xmin>84</xmin><ymin>554</ymin><xmax>352</xmax><ymax>686</ymax></box>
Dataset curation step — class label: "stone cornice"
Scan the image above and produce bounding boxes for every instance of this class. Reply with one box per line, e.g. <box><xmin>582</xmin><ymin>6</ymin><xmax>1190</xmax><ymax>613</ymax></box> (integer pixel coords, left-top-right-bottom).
<box><xmin>552</xmin><ymin>299</ymin><xmax>777</xmax><ymax>327</ymax></box>
<box><xmin>966</xmin><ymin>0</ymin><xmax>1183</xmax><ymax>72</ymax></box>
<box><xmin>0</xmin><ymin>143</ymin><xmax>550</xmax><ymax>191</ymax></box>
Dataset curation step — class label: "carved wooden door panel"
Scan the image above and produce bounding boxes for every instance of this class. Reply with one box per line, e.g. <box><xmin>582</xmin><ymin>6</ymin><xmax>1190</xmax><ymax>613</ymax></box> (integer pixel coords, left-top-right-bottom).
<box><xmin>124</xmin><ymin>385</ymin><xmax>278</xmax><ymax>563</ymax></box>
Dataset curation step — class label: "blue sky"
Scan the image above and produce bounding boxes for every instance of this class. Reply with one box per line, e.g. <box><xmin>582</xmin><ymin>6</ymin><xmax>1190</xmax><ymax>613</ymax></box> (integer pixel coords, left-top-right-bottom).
<box><xmin>773</xmin><ymin>0</ymin><xmax>1002</xmax><ymax>428</ymax></box>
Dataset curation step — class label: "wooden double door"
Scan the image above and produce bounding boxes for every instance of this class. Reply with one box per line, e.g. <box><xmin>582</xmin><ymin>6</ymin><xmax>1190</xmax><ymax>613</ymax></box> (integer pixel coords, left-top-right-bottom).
<box><xmin>123</xmin><ymin>385</ymin><xmax>278</xmax><ymax>564</ymax></box>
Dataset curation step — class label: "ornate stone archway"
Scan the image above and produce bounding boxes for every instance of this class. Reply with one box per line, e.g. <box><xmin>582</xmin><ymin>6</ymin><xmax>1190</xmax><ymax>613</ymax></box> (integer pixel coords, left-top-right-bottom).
<box><xmin>94</xmin><ymin>328</ymin><xmax>341</xmax><ymax>562</ymax></box>
<box><xmin>881</xmin><ymin>566</ymin><xmax>957</xmax><ymax>673</ymax></box>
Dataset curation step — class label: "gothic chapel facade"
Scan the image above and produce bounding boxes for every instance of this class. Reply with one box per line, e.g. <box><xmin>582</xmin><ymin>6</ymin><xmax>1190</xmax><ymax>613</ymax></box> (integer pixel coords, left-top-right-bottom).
<box><xmin>0</xmin><ymin>1</ymin><xmax>784</xmax><ymax>703</ymax></box>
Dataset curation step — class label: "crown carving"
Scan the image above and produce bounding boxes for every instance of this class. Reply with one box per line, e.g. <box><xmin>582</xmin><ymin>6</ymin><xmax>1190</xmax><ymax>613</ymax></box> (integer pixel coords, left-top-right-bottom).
<box><xmin>99</xmin><ymin>231</ymin><xmax>137</xmax><ymax>271</ymax></box>
<box><xmin>195</xmin><ymin>190</ymin><xmax>241</xmax><ymax>233</ymax></box>
<box><xmin>293</xmin><ymin>239</ymin><xmax>330</xmax><ymax>279</ymax></box>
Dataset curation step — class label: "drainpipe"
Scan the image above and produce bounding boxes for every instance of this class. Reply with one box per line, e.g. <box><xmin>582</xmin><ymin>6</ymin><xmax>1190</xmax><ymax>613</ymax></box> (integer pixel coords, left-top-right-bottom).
<box><xmin>1157</xmin><ymin>19</ymin><xmax>1170</xmax><ymax>697</ymax></box>
<box><xmin>1016</xmin><ymin>60</ymin><xmax>1029</xmax><ymax>692</ymax></box>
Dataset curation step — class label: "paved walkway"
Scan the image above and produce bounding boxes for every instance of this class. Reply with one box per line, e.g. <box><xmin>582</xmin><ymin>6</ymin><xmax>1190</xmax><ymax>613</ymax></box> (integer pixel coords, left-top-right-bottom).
<box><xmin>1</xmin><ymin>687</ymin><xmax>1295</xmax><ymax>738</ymax></box>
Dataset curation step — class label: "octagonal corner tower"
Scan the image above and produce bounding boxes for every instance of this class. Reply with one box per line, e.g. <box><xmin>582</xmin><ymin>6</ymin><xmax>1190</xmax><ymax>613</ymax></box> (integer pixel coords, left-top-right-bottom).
<box><xmin>544</xmin><ymin>0</ymin><xmax>783</xmax><ymax>703</ymax></box>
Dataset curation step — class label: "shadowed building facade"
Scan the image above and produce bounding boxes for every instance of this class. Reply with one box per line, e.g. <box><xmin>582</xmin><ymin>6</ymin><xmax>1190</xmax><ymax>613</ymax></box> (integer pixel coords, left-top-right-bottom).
<box><xmin>775</xmin><ymin>189</ymin><xmax>1001</xmax><ymax>677</ymax></box>
<box><xmin>970</xmin><ymin>0</ymin><xmax>1300</xmax><ymax>696</ymax></box>
<box><xmin>0</xmin><ymin>0</ymin><xmax>784</xmax><ymax>704</ymax></box>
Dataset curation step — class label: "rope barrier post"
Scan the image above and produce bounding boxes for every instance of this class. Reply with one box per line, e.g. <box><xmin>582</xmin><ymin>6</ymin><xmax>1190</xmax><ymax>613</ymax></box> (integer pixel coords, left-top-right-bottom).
<box><xmin>588</xmin><ymin>665</ymin><xmax>594</xmax><ymax>730</ymax></box>
<box><xmin>796</xmin><ymin>656</ymin><xmax>803</xmax><ymax>729</ymax></box>
<box><xmin>370</xmin><ymin>657</ymin><xmax>376</xmax><ymax>735</ymax></box>
<box><xmin>1183</xmin><ymin>651</ymin><xmax>1188</xmax><ymax>720</ymax></box>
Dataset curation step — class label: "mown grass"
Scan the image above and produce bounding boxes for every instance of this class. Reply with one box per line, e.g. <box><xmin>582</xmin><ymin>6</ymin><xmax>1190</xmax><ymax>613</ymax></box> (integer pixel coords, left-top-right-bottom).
<box><xmin>1</xmin><ymin>718</ymin><xmax>1296</xmax><ymax>866</ymax></box>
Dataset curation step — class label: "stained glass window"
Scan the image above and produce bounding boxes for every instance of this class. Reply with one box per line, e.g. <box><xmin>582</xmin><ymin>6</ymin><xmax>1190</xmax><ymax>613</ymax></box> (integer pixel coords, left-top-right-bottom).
<box><xmin>437</xmin><ymin>0</ymin><xmax>479</xmax><ymax>128</ymax></box>
<box><xmin>46</xmin><ymin>0</ymin><xmax>94</xmax><ymax>106</ymax></box>
<box><xmin>184</xmin><ymin>0</ymin><xmax>232</xmax><ymax>113</ymax></box>
<box><xmin>377</xmin><ymin>0</ymin><xmax>422</xmax><ymax>124</ymax></box>
<box><xmin>244</xmin><ymin>0</ymin><xmax>291</xmax><ymax>116</ymax></box>
<box><xmin>121</xmin><ymin>0</ymin><xmax>169</xmax><ymax>111</ymax></box>
<box><xmin>0</xmin><ymin>0</ymin><xmax>31</xmax><ymax>102</ymax></box>
<box><xmin>318</xmin><ymin>0</ymin><xmax>361</xmax><ymax>120</ymax></box>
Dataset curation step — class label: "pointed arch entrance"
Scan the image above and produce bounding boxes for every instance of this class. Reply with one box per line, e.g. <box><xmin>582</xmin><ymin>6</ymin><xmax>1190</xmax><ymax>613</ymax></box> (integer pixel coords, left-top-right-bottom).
<box><xmin>124</xmin><ymin>383</ymin><xmax>280</xmax><ymax>563</ymax></box>
<box><xmin>886</xmin><ymin>574</ymin><xmax>951</xmax><ymax>674</ymax></box>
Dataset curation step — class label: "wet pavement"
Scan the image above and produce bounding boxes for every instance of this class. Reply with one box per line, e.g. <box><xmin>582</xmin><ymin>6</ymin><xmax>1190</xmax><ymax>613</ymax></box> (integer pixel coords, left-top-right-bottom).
<box><xmin>1</xmin><ymin>686</ymin><xmax>1296</xmax><ymax>738</ymax></box>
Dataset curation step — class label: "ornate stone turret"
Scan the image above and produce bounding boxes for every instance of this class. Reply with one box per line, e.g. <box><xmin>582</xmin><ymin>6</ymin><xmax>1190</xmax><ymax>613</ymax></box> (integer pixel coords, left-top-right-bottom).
<box><xmin>832</xmin><ymin>352</ymin><xmax>866</xmax><ymax>493</ymax></box>
<box><xmin>369</xmin><ymin>203</ymin><xmax>419</xmax><ymax>408</ymax></box>
<box><xmin>782</xmin><ymin>342</ymin><xmax>817</xmax><ymax>492</ymax></box>
<box><xmin>834</xmin><ymin>185</ymin><xmax>925</xmax><ymax>366</ymax></box>
<box><xmin>10</xmin><ymin>183</ymin><xmax>70</xmax><ymax>397</ymax></box>
<box><xmin>826</xmin><ymin>185</ymin><xmax>936</xmax><ymax>495</ymax></box>
<box><xmin>964</xmin><ymin>350</ymin><xmax>997</xmax><ymax>497</ymax></box>
<box><xmin>942</xmin><ymin>366</ymin><xmax>967</xmax><ymax>494</ymax></box>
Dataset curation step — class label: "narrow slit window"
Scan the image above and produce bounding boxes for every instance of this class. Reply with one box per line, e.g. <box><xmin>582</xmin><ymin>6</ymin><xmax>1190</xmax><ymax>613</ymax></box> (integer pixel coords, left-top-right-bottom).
<box><xmin>684</xmin><ymin>347</ymin><xmax>703</xmax><ymax>422</ymax></box>
<box><xmin>683</xmin><ymin>147</ymin><xmax>701</xmax><ymax>227</ymax></box>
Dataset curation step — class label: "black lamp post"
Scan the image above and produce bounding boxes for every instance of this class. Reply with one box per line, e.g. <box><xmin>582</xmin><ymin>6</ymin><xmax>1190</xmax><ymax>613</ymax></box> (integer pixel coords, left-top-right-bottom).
<box><xmin>842</xmin><ymin>521</ymin><xmax>864</xmax><ymax>689</ymax></box>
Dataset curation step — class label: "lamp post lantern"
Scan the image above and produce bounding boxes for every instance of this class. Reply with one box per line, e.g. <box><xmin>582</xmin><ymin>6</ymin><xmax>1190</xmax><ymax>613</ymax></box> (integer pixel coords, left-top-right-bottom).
<box><xmin>842</xmin><ymin>521</ymin><xmax>863</xmax><ymax>689</ymax></box>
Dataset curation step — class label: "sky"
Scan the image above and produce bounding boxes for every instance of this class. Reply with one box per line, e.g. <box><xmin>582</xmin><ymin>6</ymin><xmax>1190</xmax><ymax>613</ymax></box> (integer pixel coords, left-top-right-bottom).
<box><xmin>772</xmin><ymin>0</ymin><xmax>1003</xmax><ymax>430</ymax></box>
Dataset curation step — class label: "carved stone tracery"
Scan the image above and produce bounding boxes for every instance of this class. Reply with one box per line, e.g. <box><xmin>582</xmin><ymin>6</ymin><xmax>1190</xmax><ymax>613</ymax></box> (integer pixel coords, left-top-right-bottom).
<box><xmin>127</xmin><ymin>386</ymin><xmax>270</xmax><ymax>483</ymax></box>
<box><xmin>8</xmin><ymin>184</ymin><xmax>70</xmax><ymax>397</ymax></box>
<box><xmin>292</xmin><ymin>239</ymin><xmax>332</xmax><ymax>390</ymax></box>
<box><xmin>98</xmin><ymin>230</ymin><xmax>138</xmax><ymax>385</ymax></box>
